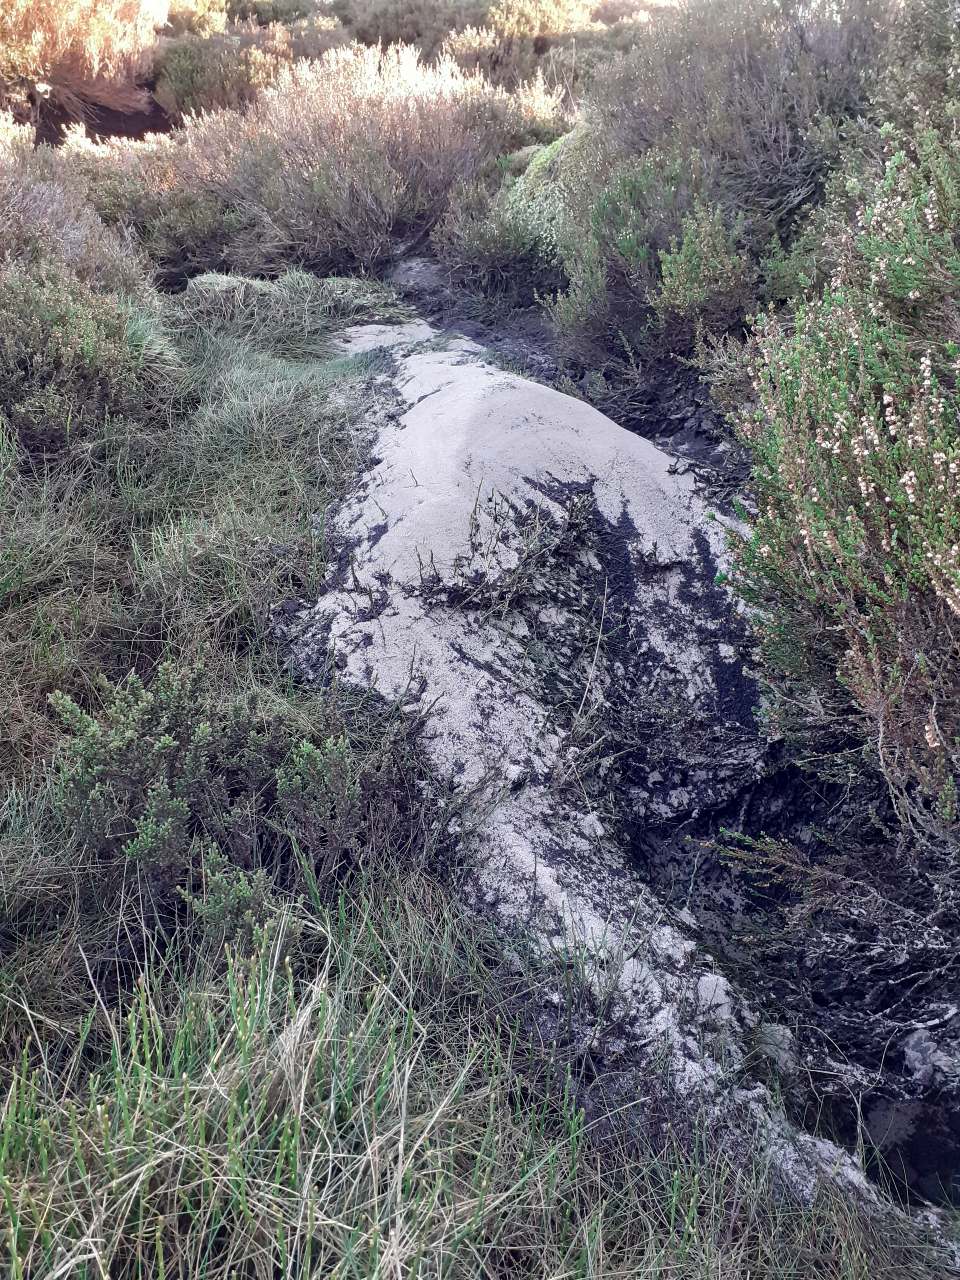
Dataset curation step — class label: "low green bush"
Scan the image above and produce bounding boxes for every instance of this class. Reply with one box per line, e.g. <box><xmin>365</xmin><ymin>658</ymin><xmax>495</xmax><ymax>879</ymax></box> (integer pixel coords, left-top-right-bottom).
<box><xmin>166</xmin><ymin>0</ymin><xmax>231</xmax><ymax>35</ymax></box>
<box><xmin>49</xmin><ymin>664</ymin><xmax>424</xmax><ymax>927</ymax></box>
<box><xmin>438</xmin><ymin>0</ymin><xmax>890</xmax><ymax>358</ymax></box>
<box><xmin>485</xmin><ymin>0</ymin><xmax>592</xmax><ymax>38</ymax></box>
<box><xmin>229</xmin><ymin>0</ymin><xmax>320</xmax><ymax>20</ymax></box>
<box><xmin>433</xmin><ymin>135</ymin><xmax>568</xmax><ymax>294</ymax></box>
<box><xmin>0</xmin><ymin>115</ymin><xmax>149</xmax><ymax>294</ymax></box>
<box><xmin>651</xmin><ymin>202</ymin><xmax>757</xmax><ymax>337</ymax></box>
<box><xmin>333</xmin><ymin>0</ymin><xmax>489</xmax><ymax>53</ymax></box>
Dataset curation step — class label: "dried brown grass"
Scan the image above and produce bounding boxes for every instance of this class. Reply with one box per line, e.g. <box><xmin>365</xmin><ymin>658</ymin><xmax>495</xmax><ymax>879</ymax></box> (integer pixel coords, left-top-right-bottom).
<box><xmin>0</xmin><ymin>0</ymin><xmax>167</xmax><ymax>115</ymax></box>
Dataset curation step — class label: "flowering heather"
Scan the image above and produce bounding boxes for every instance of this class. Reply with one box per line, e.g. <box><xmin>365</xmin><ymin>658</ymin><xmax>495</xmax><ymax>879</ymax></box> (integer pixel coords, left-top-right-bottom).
<box><xmin>733</xmin><ymin>126</ymin><xmax>960</xmax><ymax>840</ymax></box>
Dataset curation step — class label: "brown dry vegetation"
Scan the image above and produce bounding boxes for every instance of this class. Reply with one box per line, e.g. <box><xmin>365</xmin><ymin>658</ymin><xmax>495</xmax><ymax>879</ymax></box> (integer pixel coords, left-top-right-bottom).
<box><xmin>66</xmin><ymin>42</ymin><xmax>563</xmax><ymax>281</ymax></box>
<box><xmin>0</xmin><ymin>0</ymin><xmax>655</xmax><ymax>125</ymax></box>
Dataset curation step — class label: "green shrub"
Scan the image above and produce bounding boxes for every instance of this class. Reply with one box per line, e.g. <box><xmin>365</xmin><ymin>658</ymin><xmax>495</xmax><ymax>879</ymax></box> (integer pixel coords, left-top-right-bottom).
<box><xmin>51</xmin><ymin>664</ymin><xmax>415</xmax><ymax>910</ymax></box>
<box><xmin>153</xmin><ymin>18</ymin><xmax>347</xmax><ymax>118</ymax></box>
<box><xmin>0</xmin><ymin>662</ymin><xmax>438</xmax><ymax>1054</ymax></box>
<box><xmin>166</xmin><ymin>0</ymin><xmax>230</xmax><ymax>36</ymax></box>
<box><xmin>334</xmin><ymin>0</ymin><xmax>488</xmax><ymax>54</ymax></box>
<box><xmin>485</xmin><ymin>0</ymin><xmax>592</xmax><ymax>38</ymax></box>
<box><xmin>544</xmin><ymin>143</ymin><xmax>706</xmax><ymax>340</ymax></box>
<box><xmin>154</xmin><ymin>28</ymin><xmax>286</xmax><ymax>116</ymax></box>
<box><xmin>228</xmin><ymin>0</ymin><xmax>319</xmax><ymax>20</ymax></box>
<box><xmin>0</xmin><ymin>261</ymin><xmax>175</xmax><ymax>461</ymax></box>
<box><xmin>0</xmin><ymin>114</ymin><xmax>150</xmax><ymax>295</ymax></box>
<box><xmin>450</xmin><ymin>0</ymin><xmax>890</xmax><ymax>356</ymax></box>
<box><xmin>433</xmin><ymin>135</ymin><xmax>568</xmax><ymax>293</ymax></box>
<box><xmin>729</xmin><ymin>124</ymin><xmax>960</xmax><ymax>840</ymax></box>
<box><xmin>651</xmin><ymin>202</ymin><xmax>757</xmax><ymax>335</ymax></box>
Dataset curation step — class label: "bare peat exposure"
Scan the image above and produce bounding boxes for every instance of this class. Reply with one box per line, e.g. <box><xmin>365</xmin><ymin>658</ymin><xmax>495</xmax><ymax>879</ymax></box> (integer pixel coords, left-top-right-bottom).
<box><xmin>278</xmin><ymin>319</ymin><xmax>959</xmax><ymax>1231</ymax></box>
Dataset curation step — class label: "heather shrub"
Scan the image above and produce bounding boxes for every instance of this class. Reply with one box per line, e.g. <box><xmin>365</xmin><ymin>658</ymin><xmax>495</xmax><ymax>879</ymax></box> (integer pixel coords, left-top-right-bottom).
<box><xmin>651</xmin><ymin>202</ymin><xmax>757</xmax><ymax>335</ymax></box>
<box><xmin>439</xmin><ymin>1</ymin><xmax>646</xmax><ymax>92</ymax></box>
<box><xmin>154</xmin><ymin>10</ymin><xmax>347</xmax><ymax>117</ymax></box>
<box><xmin>228</xmin><ymin>0</ymin><xmax>320</xmax><ymax>19</ymax></box>
<box><xmin>485</xmin><ymin>0</ymin><xmax>592</xmax><ymax>38</ymax></box>
<box><xmin>441</xmin><ymin>23</ymin><xmax>538</xmax><ymax>83</ymax></box>
<box><xmin>166</xmin><ymin>0</ymin><xmax>229</xmax><ymax>35</ymax></box>
<box><xmin>591</xmin><ymin>0</ymin><xmax>653</xmax><ymax>18</ymax></box>
<box><xmin>338</xmin><ymin>0</ymin><xmax>594</xmax><ymax>49</ymax></box>
<box><xmin>50</xmin><ymin>664</ymin><xmax>418</xmax><ymax>919</ymax></box>
<box><xmin>116</xmin><ymin>45</ymin><xmax>550</xmax><ymax>276</ymax></box>
<box><xmin>573</xmin><ymin>0</ymin><xmax>885</xmax><ymax>338</ymax></box>
<box><xmin>163</xmin><ymin>0</ymin><xmax>320</xmax><ymax>32</ymax></box>
<box><xmin>338</xmin><ymin>0</ymin><xmax>631</xmax><ymax>91</ymax></box>
<box><xmin>589</xmin><ymin>0</ymin><xmax>883</xmax><ymax>180</ymax></box>
<box><xmin>0</xmin><ymin>114</ymin><xmax>148</xmax><ymax>293</ymax></box>
<box><xmin>873</xmin><ymin>0</ymin><xmax>960</xmax><ymax>131</ymax></box>
<box><xmin>441</xmin><ymin>0</ymin><xmax>890</xmax><ymax>355</ymax></box>
<box><xmin>333</xmin><ymin>0</ymin><xmax>488</xmax><ymax>53</ymax></box>
<box><xmin>433</xmin><ymin>132</ymin><xmax>569</xmax><ymax>293</ymax></box>
<box><xmin>0</xmin><ymin>0</ymin><xmax>165</xmax><ymax>82</ymax></box>
<box><xmin>58</xmin><ymin>126</ymin><xmax>245</xmax><ymax>282</ymax></box>
<box><xmin>729</xmin><ymin>124</ymin><xmax>960</xmax><ymax>841</ymax></box>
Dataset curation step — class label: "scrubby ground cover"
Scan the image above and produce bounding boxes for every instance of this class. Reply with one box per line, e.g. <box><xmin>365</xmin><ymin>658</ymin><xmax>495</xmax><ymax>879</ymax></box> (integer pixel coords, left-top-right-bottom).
<box><xmin>2</xmin><ymin>0</ymin><xmax>960</xmax><ymax>1273</ymax></box>
<box><xmin>3</xmin><ymin>104</ymin><xmax>949</xmax><ymax>1279</ymax></box>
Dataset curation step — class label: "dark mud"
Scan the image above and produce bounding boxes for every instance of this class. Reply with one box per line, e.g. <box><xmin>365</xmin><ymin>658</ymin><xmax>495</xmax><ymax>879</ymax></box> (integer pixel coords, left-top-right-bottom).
<box><xmin>34</xmin><ymin>92</ymin><xmax>172</xmax><ymax>146</ymax></box>
<box><xmin>631</xmin><ymin>749</ymin><xmax>960</xmax><ymax>1206</ymax></box>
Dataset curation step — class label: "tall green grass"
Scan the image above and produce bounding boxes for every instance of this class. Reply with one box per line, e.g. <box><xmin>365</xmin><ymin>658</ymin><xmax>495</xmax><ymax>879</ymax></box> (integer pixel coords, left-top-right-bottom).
<box><xmin>2</xmin><ymin>874</ymin><xmax>949</xmax><ymax>1279</ymax></box>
